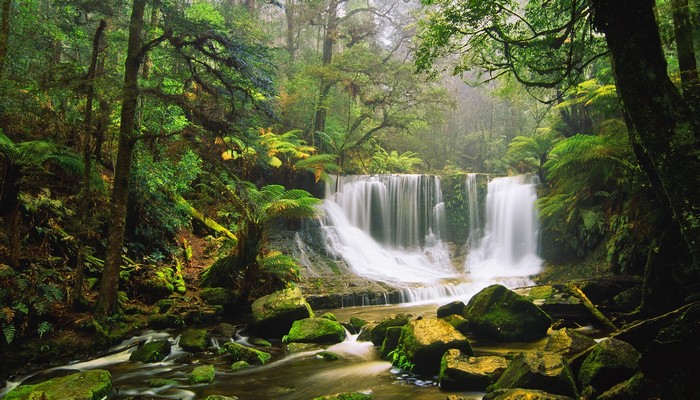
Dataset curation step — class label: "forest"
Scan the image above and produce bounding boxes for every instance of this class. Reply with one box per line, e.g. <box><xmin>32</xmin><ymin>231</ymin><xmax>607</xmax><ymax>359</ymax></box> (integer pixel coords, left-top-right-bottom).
<box><xmin>0</xmin><ymin>0</ymin><xmax>699</xmax><ymax>399</ymax></box>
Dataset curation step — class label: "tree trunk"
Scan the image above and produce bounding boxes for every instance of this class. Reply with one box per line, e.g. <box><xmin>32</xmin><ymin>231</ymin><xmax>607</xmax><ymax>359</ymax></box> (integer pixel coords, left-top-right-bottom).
<box><xmin>95</xmin><ymin>0</ymin><xmax>147</xmax><ymax>319</ymax></box>
<box><xmin>0</xmin><ymin>0</ymin><xmax>11</xmax><ymax>78</ymax></box>
<box><xmin>285</xmin><ymin>0</ymin><xmax>297</xmax><ymax>61</ymax></box>
<box><xmin>74</xmin><ymin>20</ymin><xmax>107</xmax><ymax>310</ymax></box>
<box><xmin>592</xmin><ymin>0</ymin><xmax>700</xmax><ymax>305</ymax></box>
<box><xmin>670</xmin><ymin>0</ymin><xmax>700</xmax><ymax>111</ymax></box>
<box><xmin>312</xmin><ymin>0</ymin><xmax>340</xmax><ymax>140</ymax></box>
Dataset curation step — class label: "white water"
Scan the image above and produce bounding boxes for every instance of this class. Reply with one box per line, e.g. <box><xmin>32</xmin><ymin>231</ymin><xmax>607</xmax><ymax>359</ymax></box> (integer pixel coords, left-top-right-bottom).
<box><xmin>318</xmin><ymin>174</ymin><xmax>540</xmax><ymax>304</ymax></box>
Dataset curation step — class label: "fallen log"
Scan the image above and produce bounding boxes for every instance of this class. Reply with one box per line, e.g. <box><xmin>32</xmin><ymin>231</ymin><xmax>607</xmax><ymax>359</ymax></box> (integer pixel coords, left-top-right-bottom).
<box><xmin>173</xmin><ymin>194</ymin><xmax>237</xmax><ymax>242</ymax></box>
<box><xmin>565</xmin><ymin>282</ymin><xmax>618</xmax><ymax>332</ymax></box>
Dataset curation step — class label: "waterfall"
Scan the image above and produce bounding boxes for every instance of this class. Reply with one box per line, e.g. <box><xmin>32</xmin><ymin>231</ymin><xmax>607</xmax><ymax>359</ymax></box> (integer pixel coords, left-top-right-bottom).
<box><xmin>316</xmin><ymin>174</ymin><xmax>540</xmax><ymax>304</ymax></box>
<box><xmin>465</xmin><ymin>173</ymin><xmax>481</xmax><ymax>250</ymax></box>
<box><xmin>466</xmin><ymin>175</ymin><xmax>542</xmax><ymax>280</ymax></box>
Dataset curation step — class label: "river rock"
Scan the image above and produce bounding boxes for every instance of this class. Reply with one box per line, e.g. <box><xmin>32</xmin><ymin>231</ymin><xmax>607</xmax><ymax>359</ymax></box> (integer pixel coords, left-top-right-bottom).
<box><xmin>356</xmin><ymin>322</ymin><xmax>376</xmax><ymax>342</ymax></box>
<box><xmin>251</xmin><ymin>286</ymin><xmax>314</xmax><ymax>338</ymax></box>
<box><xmin>129</xmin><ymin>339</ymin><xmax>172</xmax><ymax>363</ymax></box>
<box><xmin>370</xmin><ymin>313</ymin><xmax>411</xmax><ymax>346</ymax></box>
<box><xmin>464</xmin><ymin>284</ymin><xmax>551</xmax><ymax>341</ymax></box>
<box><xmin>483</xmin><ymin>388</ymin><xmax>576</xmax><ymax>400</ymax></box>
<box><xmin>596</xmin><ymin>371</ymin><xmax>658</xmax><ymax>400</ymax></box>
<box><xmin>398</xmin><ymin>318</ymin><xmax>473</xmax><ymax>374</ymax></box>
<box><xmin>441</xmin><ymin>314</ymin><xmax>470</xmax><ymax>336</ymax></box>
<box><xmin>312</xmin><ymin>393</ymin><xmax>373</xmax><ymax>400</ymax></box>
<box><xmin>231</xmin><ymin>361</ymin><xmax>250</xmax><ymax>370</ymax></box>
<box><xmin>4</xmin><ymin>369</ymin><xmax>113</xmax><ymax>400</ymax></box>
<box><xmin>437</xmin><ymin>300</ymin><xmax>466</xmax><ymax>318</ymax></box>
<box><xmin>148</xmin><ymin>378</ymin><xmax>176</xmax><ymax>387</ymax></box>
<box><xmin>200</xmin><ymin>287</ymin><xmax>239</xmax><ymax>310</ymax></box>
<box><xmin>379</xmin><ymin>326</ymin><xmax>402</xmax><ymax>357</ymax></box>
<box><xmin>205</xmin><ymin>396</ymin><xmax>239</xmax><ymax>400</ymax></box>
<box><xmin>439</xmin><ymin>349</ymin><xmax>508</xmax><ymax>391</ymax></box>
<box><xmin>489</xmin><ymin>351</ymin><xmax>578</xmax><ymax>398</ymax></box>
<box><xmin>545</xmin><ymin>328</ymin><xmax>597</xmax><ymax>359</ymax></box>
<box><xmin>179</xmin><ymin>328</ymin><xmax>209</xmax><ymax>352</ymax></box>
<box><xmin>578</xmin><ymin>338</ymin><xmax>640</xmax><ymax>393</ymax></box>
<box><xmin>188</xmin><ymin>364</ymin><xmax>216</xmax><ymax>384</ymax></box>
<box><xmin>223</xmin><ymin>342</ymin><xmax>272</xmax><ymax>364</ymax></box>
<box><xmin>287</xmin><ymin>317</ymin><xmax>346</xmax><ymax>344</ymax></box>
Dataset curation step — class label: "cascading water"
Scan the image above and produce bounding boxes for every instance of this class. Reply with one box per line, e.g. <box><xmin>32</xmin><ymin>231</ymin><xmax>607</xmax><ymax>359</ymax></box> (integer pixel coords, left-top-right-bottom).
<box><xmin>317</xmin><ymin>173</ymin><xmax>541</xmax><ymax>304</ymax></box>
<box><xmin>465</xmin><ymin>174</ymin><xmax>542</xmax><ymax>280</ymax></box>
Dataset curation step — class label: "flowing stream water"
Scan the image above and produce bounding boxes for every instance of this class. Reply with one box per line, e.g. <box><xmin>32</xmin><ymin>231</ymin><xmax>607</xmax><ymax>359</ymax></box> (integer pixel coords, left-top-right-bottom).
<box><xmin>1</xmin><ymin>174</ymin><xmax>545</xmax><ymax>399</ymax></box>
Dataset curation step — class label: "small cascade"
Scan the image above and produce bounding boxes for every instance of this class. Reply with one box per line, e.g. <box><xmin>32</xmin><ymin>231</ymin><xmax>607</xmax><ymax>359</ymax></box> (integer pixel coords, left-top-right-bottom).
<box><xmin>465</xmin><ymin>173</ymin><xmax>481</xmax><ymax>250</ymax></box>
<box><xmin>466</xmin><ymin>175</ymin><xmax>542</xmax><ymax>280</ymax></box>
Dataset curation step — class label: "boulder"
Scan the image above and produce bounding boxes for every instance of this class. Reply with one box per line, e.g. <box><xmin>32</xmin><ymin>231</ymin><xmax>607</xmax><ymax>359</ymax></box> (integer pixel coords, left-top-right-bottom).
<box><xmin>317</xmin><ymin>351</ymin><xmax>341</xmax><ymax>361</ymax></box>
<box><xmin>4</xmin><ymin>370</ymin><xmax>113</xmax><ymax>400</ymax></box>
<box><xmin>129</xmin><ymin>339</ymin><xmax>172</xmax><ymax>363</ymax></box>
<box><xmin>483</xmin><ymin>388</ymin><xmax>575</xmax><ymax>400</ymax></box>
<box><xmin>489</xmin><ymin>351</ymin><xmax>578</xmax><ymax>398</ymax></box>
<box><xmin>441</xmin><ymin>314</ymin><xmax>470</xmax><ymax>336</ymax></box>
<box><xmin>212</xmin><ymin>322</ymin><xmax>237</xmax><ymax>338</ymax></box>
<box><xmin>356</xmin><ymin>322</ymin><xmax>377</xmax><ymax>342</ymax></box>
<box><xmin>205</xmin><ymin>396</ymin><xmax>238</xmax><ymax>400</ymax></box>
<box><xmin>148</xmin><ymin>378</ymin><xmax>176</xmax><ymax>387</ymax></box>
<box><xmin>200</xmin><ymin>287</ymin><xmax>239</xmax><ymax>310</ymax></box>
<box><xmin>223</xmin><ymin>342</ymin><xmax>272</xmax><ymax>365</ymax></box>
<box><xmin>398</xmin><ymin>318</ymin><xmax>473</xmax><ymax>374</ymax></box>
<box><xmin>464</xmin><ymin>284</ymin><xmax>551</xmax><ymax>341</ymax></box>
<box><xmin>251</xmin><ymin>287</ymin><xmax>314</xmax><ymax>338</ymax></box>
<box><xmin>349</xmin><ymin>317</ymin><xmax>368</xmax><ymax>332</ymax></box>
<box><xmin>578</xmin><ymin>338</ymin><xmax>640</xmax><ymax>393</ymax></box>
<box><xmin>179</xmin><ymin>328</ymin><xmax>209</xmax><ymax>352</ymax></box>
<box><xmin>437</xmin><ymin>300</ymin><xmax>466</xmax><ymax>318</ymax></box>
<box><xmin>370</xmin><ymin>313</ymin><xmax>411</xmax><ymax>346</ymax></box>
<box><xmin>230</xmin><ymin>361</ymin><xmax>250</xmax><ymax>370</ymax></box>
<box><xmin>188</xmin><ymin>364</ymin><xmax>216</xmax><ymax>385</ymax></box>
<box><xmin>545</xmin><ymin>328</ymin><xmax>597</xmax><ymax>359</ymax></box>
<box><xmin>379</xmin><ymin>326</ymin><xmax>402</xmax><ymax>358</ymax></box>
<box><xmin>439</xmin><ymin>349</ymin><xmax>508</xmax><ymax>391</ymax></box>
<box><xmin>597</xmin><ymin>372</ymin><xmax>658</xmax><ymax>400</ymax></box>
<box><xmin>287</xmin><ymin>317</ymin><xmax>346</xmax><ymax>344</ymax></box>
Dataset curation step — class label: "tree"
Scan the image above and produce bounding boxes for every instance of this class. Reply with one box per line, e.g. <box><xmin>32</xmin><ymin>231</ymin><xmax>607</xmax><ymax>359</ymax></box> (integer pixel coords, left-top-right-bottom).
<box><xmin>416</xmin><ymin>0</ymin><xmax>700</xmax><ymax>310</ymax></box>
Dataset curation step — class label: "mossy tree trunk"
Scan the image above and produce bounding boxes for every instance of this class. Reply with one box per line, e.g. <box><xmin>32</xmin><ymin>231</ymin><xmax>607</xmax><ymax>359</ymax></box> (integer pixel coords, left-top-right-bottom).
<box><xmin>592</xmin><ymin>0</ymin><xmax>700</xmax><ymax>310</ymax></box>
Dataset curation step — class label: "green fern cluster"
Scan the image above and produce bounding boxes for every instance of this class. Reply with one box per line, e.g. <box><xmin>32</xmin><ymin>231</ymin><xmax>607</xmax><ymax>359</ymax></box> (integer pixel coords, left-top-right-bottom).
<box><xmin>387</xmin><ymin>345</ymin><xmax>415</xmax><ymax>372</ymax></box>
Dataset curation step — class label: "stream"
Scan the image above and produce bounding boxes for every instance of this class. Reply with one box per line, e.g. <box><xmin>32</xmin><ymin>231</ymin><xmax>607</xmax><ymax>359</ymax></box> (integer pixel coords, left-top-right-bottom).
<box><xmin>1</xmin><ymin>302</ymin><xmax>550</xmax><ymax>400</ymax></box>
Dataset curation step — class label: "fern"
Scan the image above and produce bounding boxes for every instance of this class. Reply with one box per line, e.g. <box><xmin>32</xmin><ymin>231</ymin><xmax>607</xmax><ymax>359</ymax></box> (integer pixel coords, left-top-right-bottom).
<box><xmin>3</xmin><ymin>323</ymin><xmax>15</xmax><ymax>344</ymax></box>
<box><xmin>37</xmin><ymin>321</ymin><xmax>52</xmax><ymax>339</ymax></box>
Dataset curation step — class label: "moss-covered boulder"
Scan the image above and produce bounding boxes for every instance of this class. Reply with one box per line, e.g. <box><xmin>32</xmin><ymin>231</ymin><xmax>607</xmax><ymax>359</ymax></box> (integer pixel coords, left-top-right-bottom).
<box><xmin>398</xmin><ymin>318</ymin><xmax>473</xmax><ymax>374</ymax></box>
<box><xmin>287</xmin><ymin>317</ymin><xmax>346</xmax><ymax>344</ymax></box>
<box><xmin>349</xmin><ymin>316</ymin><xmax>367</xmax><ymax>332</ymax></box>
<box><xmin>148</xmin><ymin>378</ymin><xmax>177</xmax><ymax>387</ymax></box>
<box><xmin>200</xmin><ymin>287</ymin><xmax>238</xmax><ymax>310</ymax></box>
<box><xmin>489</xmin><ymin>351</ymin><xmax>578</xmax><ymax>398</ymax></box>
<box><xmin>439</xmin><ymin>349</ymin><xmax>508</xmax><ymax>391</ymax></box>
<box><xmin>252</xmin><ymin>287</ymin><xmax>314</xmax><ymax>338</ymax></box>
<box><xmin>205</xmin><ymin>396</ymin><xmax>238</xmax><ymax>400</ymax></box>
<box><xmin>188</xmin><ymin>364</ymin><xmax>216</xmax><ymax>385</ymax></box>
<box><xmin>356</xmin><ymin>322</ymin><xmax>377</xmax><ymax>342</ymax></box>
<box><xmin>578</xmin><ymin>338</ymin><xmax>640</xmax><ymax>393</ymax></box>
<box><xmin>223</xmin><ymin>341</ymin><xmax>272</xmax><ymax>364</ymax></box>
<box><xmin>483</xmin><ymin>388</ymin><xmax>576</xmax><ymax>400</ymax></box>
<box><xmin>441</xmin><ymin>314</ymin><xmax>470</xmax><ymax>336</ymax></box>
<box><xmin>312</xmin><ymin>393</ymin><xmax>373</xmax><ymax>400</ymax></box>
<box><xmin>231</xmin><ymin>360</ymin><xmax>251</xmax><ymax>370</ymax></box>
<box><xmin>129</xmin><ymin>339</ymin><xmax>172</xmax><ymax>363</ymax></box>
<box><xmin>370</xmin><ymin>313</ymin><xmax>411</xmax><ymax>346</ymax></box>
<box><xmin>464</xmin><ymin>284</ymin><xmax>551</xmax><ymax>341</ymax></box>
<box><xmin>379</xmin><ymin>326</ymin><xmax>403</xmax><ymax>358</ymax></box>
<box><xmin>437</xmin><ymin>300</ymin><xmax>466</xmax><ymax>318</ymax></box>
<box><xmin>4</xmin><ymin>370</ymin><xmax>113</xmax><ymax>400</ymax></box>
<box><xmin>545</xmin><ymin>328</ymin><xmax>597</xmax><ymax>359</ymax></box>
<box><xmin>179</xmin><ymin>328</ymin><xmax>209</xmax><ymax>352</ymax></box>
<box><xmin>317</xmin><ymin>351</ymin><xmax>341</xmax><ymax>361</ymax></box>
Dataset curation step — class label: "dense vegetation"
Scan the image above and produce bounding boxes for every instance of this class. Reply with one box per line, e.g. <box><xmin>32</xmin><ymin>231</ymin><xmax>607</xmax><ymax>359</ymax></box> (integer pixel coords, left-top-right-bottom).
<box><xmin>0</xmin><ymin>0</ymin><xmax>698</xmax><ymax>389</ymax></box>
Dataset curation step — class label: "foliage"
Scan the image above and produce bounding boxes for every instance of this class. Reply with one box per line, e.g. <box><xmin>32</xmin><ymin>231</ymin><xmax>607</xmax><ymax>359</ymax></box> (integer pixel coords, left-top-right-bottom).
<box><xmin>369</xmin><ymin>147</ymin><xmax>422</xmax><ymax>174</ymax></box>
<box><xmin>387</xmin><ymin>345</ymin><xmax>415</xmax><ymax>372</ymax></box>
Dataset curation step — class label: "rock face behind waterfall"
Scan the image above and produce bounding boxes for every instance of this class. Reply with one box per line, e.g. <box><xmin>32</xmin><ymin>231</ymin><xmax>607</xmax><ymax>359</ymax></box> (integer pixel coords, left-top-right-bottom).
<box><xmin>251</xmin><ymin>287</ymin><xmax>314</xmax><ymax>338</ymax></box>
<box><xmin>464</xmin><ymin>284</ymin><xmax>551</xmax><ymax>341</ymax></box>
<box><xmin>398</xmin><ymin>318</ymin><xmax>473</xmax><ymax>374</ymax></box>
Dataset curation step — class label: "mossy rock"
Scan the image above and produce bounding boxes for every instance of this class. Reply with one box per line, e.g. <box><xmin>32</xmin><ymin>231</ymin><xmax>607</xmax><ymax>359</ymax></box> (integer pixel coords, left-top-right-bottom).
<box><xmin>370</xmin><ymin>314</ymin><xmax>411</xmax><ymax>346</ymax></box>
<box><xmin>489</xmin><ymin>351</ymin><xmax>578</xmax><ymax>398</ymax></box>
<box><xmin>441</xmin><ymin>314</ymin><xmax>470</xmax><ymax>336</ymax></box>
<box><xmin>379</xmin><ymin>326</ymin><xmax>402</xmax><ymax>358</ymax></box>
<box><xmin>349</xmin><ymin>316</ymin><xmax>367</xmax><ymax>331</ymax></box>
<box><xmin>188</xmin><ymin>364</ymin><xmax>216</xmax><ymax>385</ymax></box>
<box><xmin>317</xmin><ymin>351</ymin><xmax>341</xmax><ymax>361</ymax></box>
<box><xmin>179</xmin><ymin>328</ymin><xmax>209</xmax><ymax>352</ymax></box>
<box><xmin>578</xmin><ymin>338</ymin><xmax>640</xmax><ymax>393</ymax></box>
<box><xmin>251</xmin><ymin>287</ymin><xmax>314</xmax><ymax>338</ymax></box>
<box><xmin>223</xmin><ymin>342</ymin><xmax>272</xmax><ymax>364</ymax></box>
<box><xmin>464</xmin><ymin>284</ymin><xmax>551</xmax><ymax>341</ymax></box>
<box><xmin>231</xmin><ymin>361</ymin><xmax>251</xmax><ymax>370</ymax></box>
<box><xmin>287</xmin><ymin>317</ymin><xmax>346</xmax><ymax>344</ymax></box>
<box><xmin>205</xmin><ymin>396</ymin><xmax>238</xmax><ymax>400</ymax></box>
<box><xmin>148</xmin><ymin>378</ymin><xmax>177</xmax><ymax>387</ymax></box>
<box><xmin>287</xmin><ymin>342</ymin><xmax>320</xmax><ymax>353</ymax></box>
<box><xmin>356</xmin><ymin>322</ymin><xmax>377</xmax><ymax>342</ymax></box>
<box><xmin>147</xmin><ymin>313</ymin><xmax>180</xmax><ymax>329</ymax></box>
<box><xmin>483</xmin><ymin>388</ymin><xmax>576</xmax><ymax>400</ymax></box>
<box><xmin>4</xmin><ymin>370</ymin><xmax>113</xmax><ymax>400</ymax></box>
<box><xmin>545</xmin><ymin>328</ymin><xmax>597</xmax><ymax>359</ymax></box>
<box><xmin>398</xmin><ymin>318</ymin><xmax>473</xmax><ymax>374</ymax></box>
<box><xmin>439</xmin><ymin>349</ymin><xmax>508</xmax><ymax>391</ymax></box>
<box><xmin>312</xmin><ymin>393</ymin><xmax>373</xmax><ymax>400</ymax></box>
<box><xmin>200</xmin><ymin>287</ymin><xmax>239</xmax><ymax>309</ymax></box>
<box><xmin>251</xmin><ymin>337</ymin><xmax>272</xmax><ymax>348</ymax></box>
<box><xmin>320</xmin><ymin>312</ymin><xmax>337</xmax><ymax>321</ymax></box>
<box><xmin>129</xmin><ymin>339</ymin><xmax>172</xmax><ymax>363</ymax></box>
<box><xmin>437</xmin><ymin>300</ymin><xmax>466</xmax><ymax>318</ymax></box>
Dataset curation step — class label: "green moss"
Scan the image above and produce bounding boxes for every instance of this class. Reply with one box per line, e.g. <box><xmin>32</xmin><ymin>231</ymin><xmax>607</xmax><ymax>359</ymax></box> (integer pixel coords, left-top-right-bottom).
<box><xmin>129</xmin><ymin>339</ymin><xmax>172</xmax><ymax>363</ymax></box>
<box><xmin>320</xmin><ymin>312</ymin><xmax>337</xmax><ymax>321</ymax></box>
<box><xmin>179</xmin><ymin>328</ymin><xmax>209</xmax><ymax>352</ymax></box>
<box><xmin>148</xmin><ymin>378</ymin><xmax>176</xmax><ymax>387</ymax></box>
<box><xmin>231</xmin><ymin>360</ymin><xmax>251</xmax><ymax>370</ymax></box>
<box><xmin>188</xmin><ymin>364</ymin><xmax>216</xmax><ymax>385</ymax></box>
<box><xmin>223</xmin><ymin>342</ymin><xmax>272</xmax><ymax>364</ymax></box>
<box><xmin>287</xmin><ymin>318</ymin><xmax>346</xmax><ymax>344</ymax></box>
<box><xmin>4</xmin><ymin>370</ymin><xmax>112</xmax><ymax>400</ymax></box>
<box><xmin>313</xmin><ymin>393</ymin><xmax>373</xmax><ymax>400</ymax></box>
<box><xmin>251</xmin><ymin>337</ymin><xmax>272</xmax><ymax>347</ymax></box>
<box><xmin>317</xmin><ymin>351</ymin><xmax>341</xmax><ymax>361</ymax></box>
<box><xmin>370</xmin><ymin>314</ymin><xmax>410</xmax><ymax>346</ymax></box>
